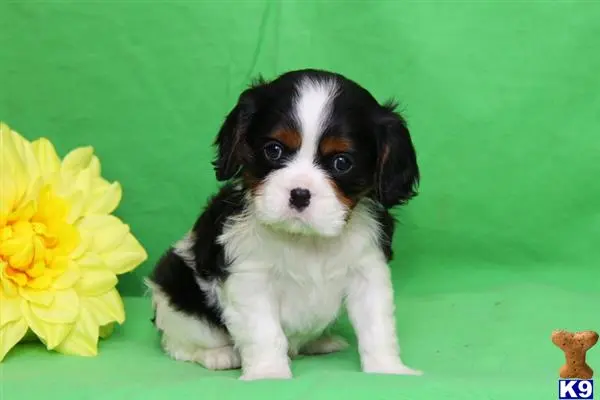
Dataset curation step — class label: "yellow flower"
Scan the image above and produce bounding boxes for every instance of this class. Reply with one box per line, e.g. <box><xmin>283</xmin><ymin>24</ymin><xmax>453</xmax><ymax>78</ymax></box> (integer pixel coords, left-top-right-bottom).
<box><xmin>0</xmin><ymin>122</ymin><xmax>147</xmax><ymax>361</ymax></box>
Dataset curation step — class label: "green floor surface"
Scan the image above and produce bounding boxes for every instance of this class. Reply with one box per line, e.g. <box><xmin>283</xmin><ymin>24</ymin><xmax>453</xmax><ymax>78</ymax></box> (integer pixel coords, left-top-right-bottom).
<box><xmin>3</xmin><ymin>273</ymin><xmax>598</xmax><ymax>400</ymax></box>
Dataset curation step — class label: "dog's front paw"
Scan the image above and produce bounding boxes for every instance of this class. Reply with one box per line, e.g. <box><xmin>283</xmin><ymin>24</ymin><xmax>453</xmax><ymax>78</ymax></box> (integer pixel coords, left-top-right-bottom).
<box><xmin>240</xmin><ymin>364</ymin><xmax>292</xmax><ymax>381</ymax></box>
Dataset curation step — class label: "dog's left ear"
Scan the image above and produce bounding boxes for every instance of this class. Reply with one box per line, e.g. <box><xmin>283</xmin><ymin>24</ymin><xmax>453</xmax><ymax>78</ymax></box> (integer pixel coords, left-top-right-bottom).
<box><xmin>212</xmin><ymin>77</ymin><xmax>266</xmax><ymax>181</ymax></box>
<box><xmin>373</xmin><ymin>102</ymin><xmax>420</xmax><ymax>208</ymax></box>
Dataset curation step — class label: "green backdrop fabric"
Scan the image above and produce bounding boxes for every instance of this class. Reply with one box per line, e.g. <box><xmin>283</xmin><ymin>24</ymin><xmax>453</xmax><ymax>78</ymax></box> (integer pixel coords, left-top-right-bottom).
<box><xmin>1</xmin><ymin>1</ymin><xmax>599</xmax><ymax>399</ymax></box>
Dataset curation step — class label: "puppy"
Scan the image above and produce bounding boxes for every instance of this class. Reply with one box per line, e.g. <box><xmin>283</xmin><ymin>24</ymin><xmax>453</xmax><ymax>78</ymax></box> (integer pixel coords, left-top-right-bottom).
<box><xmin>147</xmin><ymin>69</ymin><xmax>421</xmax><ymax>380</ymax></box>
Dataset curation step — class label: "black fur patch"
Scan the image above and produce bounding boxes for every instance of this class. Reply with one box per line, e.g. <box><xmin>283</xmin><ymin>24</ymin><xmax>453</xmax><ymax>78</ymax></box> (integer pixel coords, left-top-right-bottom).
<box><xmin>375</xmin><ymin>207</ymin><xmax>396</xmax><ymax>262</ymax></box>
<box><xmin>148</xmin><ymin>183</ymin><xmax>245</xmax><ymax>329</ymax></box>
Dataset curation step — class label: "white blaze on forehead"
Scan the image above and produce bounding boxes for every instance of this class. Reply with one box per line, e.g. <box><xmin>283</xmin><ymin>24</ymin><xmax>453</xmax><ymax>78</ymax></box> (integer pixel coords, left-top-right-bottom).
<box><xmin>293</xmin><ymin>78</ymin><xmax>339</xmax><ymax>161</ymax></box>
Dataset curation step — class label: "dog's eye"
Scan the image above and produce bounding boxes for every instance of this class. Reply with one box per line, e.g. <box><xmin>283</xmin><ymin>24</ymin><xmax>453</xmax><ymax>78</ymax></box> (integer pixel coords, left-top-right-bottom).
<box><xmin>332</xmin><ymin>154</ymin><xmax>353</xmax><ymax>174</ymax></box>
<box><xmin>263</xmin><ymin>141</ymin><xmax>284</xmax><ymax>161</ymax></box>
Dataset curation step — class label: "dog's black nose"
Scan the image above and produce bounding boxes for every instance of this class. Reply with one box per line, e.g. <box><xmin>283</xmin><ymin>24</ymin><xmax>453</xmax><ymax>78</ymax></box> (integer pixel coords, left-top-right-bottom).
<box><xmin>289</xmin><ymin>188</ymin><xmax>311</xmax><ymax>211</ymax></box>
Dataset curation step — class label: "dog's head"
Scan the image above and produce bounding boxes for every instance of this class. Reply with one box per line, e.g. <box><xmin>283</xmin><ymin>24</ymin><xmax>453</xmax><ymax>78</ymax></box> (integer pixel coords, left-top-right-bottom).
<box><xmin>213</xmin><ymin>69</ymin><xmax>419</xmax><ymax>237</ymax></box>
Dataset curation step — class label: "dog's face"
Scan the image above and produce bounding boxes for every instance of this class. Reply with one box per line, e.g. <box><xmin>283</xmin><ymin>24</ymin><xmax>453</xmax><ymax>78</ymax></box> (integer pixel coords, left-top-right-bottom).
<box><xmin>213</xmin><ymin>69</ymin><xmax>419</xmax><ymax>237</ymax></box>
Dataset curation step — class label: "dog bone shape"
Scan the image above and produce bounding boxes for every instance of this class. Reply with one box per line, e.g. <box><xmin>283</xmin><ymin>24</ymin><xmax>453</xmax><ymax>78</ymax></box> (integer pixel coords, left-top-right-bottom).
<box><xmin>552</xmin><ymin>330</ymin><xmax>598</xmax><ymax>379</ymax></box>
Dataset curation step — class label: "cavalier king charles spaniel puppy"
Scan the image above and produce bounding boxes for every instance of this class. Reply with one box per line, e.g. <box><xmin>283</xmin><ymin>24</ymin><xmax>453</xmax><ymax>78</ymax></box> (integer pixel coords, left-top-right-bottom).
<box><xmin>147</xmin><ymin>69</ymin><xmax>421</xmax><ymax>380</ymax></box>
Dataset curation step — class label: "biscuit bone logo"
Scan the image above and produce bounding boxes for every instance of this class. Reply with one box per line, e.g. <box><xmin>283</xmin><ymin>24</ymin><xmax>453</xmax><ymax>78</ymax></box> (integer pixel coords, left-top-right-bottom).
<box><xmin>552</xmin><ymin>329</ymin><xmax>599</xmax><ymax>379</ymax></box>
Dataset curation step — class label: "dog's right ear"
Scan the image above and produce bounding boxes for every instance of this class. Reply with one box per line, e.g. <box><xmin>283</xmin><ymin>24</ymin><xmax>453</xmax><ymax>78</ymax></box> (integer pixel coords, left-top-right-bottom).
<box><xmin>373</xmin><ymin>101</ymin><xmax>420</xmax><ymax>208</ymax></box>
<box><xmin>212</xmin><ymin>77</ymin><xmax>266</xmax><ymax>181</ymax></box>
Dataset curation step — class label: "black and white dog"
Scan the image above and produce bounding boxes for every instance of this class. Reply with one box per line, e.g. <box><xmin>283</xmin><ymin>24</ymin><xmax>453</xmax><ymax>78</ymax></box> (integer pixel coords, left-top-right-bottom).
<box><xmin>147</xmin><ymin>69</ymin><xmax>421</xmax><ymax>380</ymax></box>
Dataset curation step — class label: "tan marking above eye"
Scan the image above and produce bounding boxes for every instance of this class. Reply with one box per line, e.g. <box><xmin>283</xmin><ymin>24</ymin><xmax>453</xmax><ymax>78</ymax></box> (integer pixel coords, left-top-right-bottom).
<box><xmin>320</xmin><ymin>136</ymin><xmax>352</xmax><ymax>156</ymax></box>
<box><xmin>271</xmin><ymin>129</ymin><xmax>302</xmax><ymax>150</ymax></box>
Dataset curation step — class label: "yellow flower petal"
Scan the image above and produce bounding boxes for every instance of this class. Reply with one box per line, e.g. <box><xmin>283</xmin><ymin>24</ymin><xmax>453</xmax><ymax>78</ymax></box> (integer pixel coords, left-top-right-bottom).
<box><xmin>31</xmin><ymin>138</ymin><xmax>61</xmax><ymax>180</ymax></box>
<box><xmin>17</xmin><ymin>144</ymin><xmax>42</xmax><ymax>195</ymax></box>
<box><xmin>61</xmin><ymin>146</ymin><xmax>94</xmax><ymax>176</ymax></box>
<box><xmin>86</xmin><ymin>182</ymin><xmax>122</xmax><ymax>215</ymax></box>
<box><xmin>91</xmin><ymin>177</ymin><xmax>111</xmax><ymax>194</ymax></box>
<box><xmin>0</xmin><ymin>267</ymin><xmax>18</xmax><ymax>297</ymax></box>
<box><xmin>9</xmin><ymin>127</ymin><xmax>29</xmax><ymax>157</ymax></box>
<box><xmin>50</xmin><ymin>255</ymin><xmax>68</xmax><ymax>271</ymax></box>
<box><xmin>0</xmin><ymin>318</ymin><xmax>28</xmax><ymax>361</ymax></box>
<box><xmin>21</xmin><ymin>301</ymin><xmax>47</xmax><ymax>341</ymax></box>
<box><xmin>53</xmin><ymin>223</ymin><xmax>80</xmax><ymax>256</ymax></box>
<box><xmin>21</xmin><ymin>302</ymin><xmax>73</xmax><ymax>349</ymax></box>
<box><xmin>69</xmin><ymin>232</ymin><xmax>90</xmax><ymax>260</ymax></box>
<box><xmin>8</xmin><ymin>239</ymin><xmax>34</xmax><ymax>270</ymax></box>
<box><xmin>0</xmin><ymin>123</ymin><xmax>28</xmax><ymax>211</ymax></box>
<box><xmin>18</xmin><ymin>286</ymin><xmax>54</xmax><ymax>306</ymax></box>
<box><xmin>43</xmin><ymin>323</ymin><xmax>73</xmax><ymax>350</ymax></box>
<box><xmin>5</xmin><ymin>267</ymin><xmax>28</xmax><ymax>286</ymax></box>
<box><xmin>27</xmin><ymin>275</ymin><xmax>53</xmax><ymax>290</ymax></box>
<box><xmin>74</xmin><ymin>168</ymin><xmax>93</xmax><ymax>201</ymax></box>
<box><xmin>32</xmin><ymin>235</ymin><xmax>46</xmax><ymax>264</ymax></box>
<box><xmin>76</xmin><ymin>269</ymin><xmax>117</xmax><ymax>296</ymax></box>
<box><xmin>0</xmin><ymin>291</ymin><xmax>22</xmax><ymax>327</ymax></box>
<box><xmin>29</xmin><ymin>288</ymin><xmax>79</xmax><ymax>323</ymax></box>
<box><xmin>12</xmin><ymin>219</ymin><xmax>34</xmax><ymax>235</ymax></box>
<box><xmin>65</xmin><ymin>190</ymin><xmax>85</xmax><ymax>224</ymax></box>
<box><xmin>102</xmin><ymin>233</ymin><xmax>147</xmax><ymax>275</ymax></box>
<box><xmin>75</xmin><ymin>252</ymin><xmax>105</xmax><ymax>269</ymax></box>
<box><xmin>52</xmin><ymin>263</ymin><xmax>81</xmax><ymax>290</ymax></box>
<box><xmin>54</xmin><ymin>307</ymin><xmax>98</xmax><ymax>357</ymax></box>
<box><xmin>78</xmin><ymin>215</ymin><xmax>130</xmax><ymax>254</ymax></box>
<box><xmin>89</xmin><ymin>156</ymin><xmax>101</xmax><ymax>177</ymax></box>
<box><xmin>0</xmin><ymin>237</ymin><xmax>21</xmax><ymax>258</ymax></box>
<box><xmin>36</xmin><ymin>185</ymin><xmax>68</xmax><ymax>222</ymax></box>
<box><xmin>22</xmin><ymin>176</ymin><xmax>43</xmax><ymax>208</ymax></box>
<box><xmin>7</xmin><ymin>177</ymin><xmax>29</xmax><ymax>214</ymax></box>
<box><xmin>82</xmin><ymin>289</ymin><xmax>125</xmax><ymax>325</ymax></box>
<box><xmin>27</xmin><ymin>261</ymin><xmax>46</xmax><ymax>278</ymax></box>
<box><xmin>0</xmin><ymin>174</ymin><xmax>16</xmax><ymax>226</ymax></box>
<box><xmin>0</xmin><ymin>226</ymin><xmax>12</xmax><ymax>241</ymax></box>
<box><xmin>11</xmin><ymin>127</ymin><xmax>39</xmax><ymax>179</ymax></box>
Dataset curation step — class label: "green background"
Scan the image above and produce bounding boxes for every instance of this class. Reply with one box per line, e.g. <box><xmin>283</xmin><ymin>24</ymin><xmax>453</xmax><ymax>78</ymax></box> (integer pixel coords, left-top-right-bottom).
<box><xmin>1</xmin><ymin>1</ymin><xmax>599</xmax><ymax>399</ymax></box>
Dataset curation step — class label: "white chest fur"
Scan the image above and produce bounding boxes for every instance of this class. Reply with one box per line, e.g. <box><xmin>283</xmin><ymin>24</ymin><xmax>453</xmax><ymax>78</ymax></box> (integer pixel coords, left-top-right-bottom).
<box><xmin>155</xmin><ymin>200</ymin><xmax>419</xmax><ymax>379</ymax></box>
<box><xmin>217</xmin><ymin>202</ymin><xmax>382</xmax><ymax>350</ymax></box>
